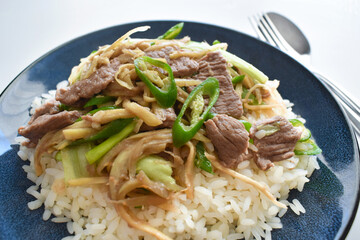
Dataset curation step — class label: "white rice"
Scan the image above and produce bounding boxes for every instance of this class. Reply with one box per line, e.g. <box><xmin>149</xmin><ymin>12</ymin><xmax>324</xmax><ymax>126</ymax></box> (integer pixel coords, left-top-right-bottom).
<box><xmin>17</xmin><ymin>87</ymin><xmax>320</xmax><ymax>240</ymax></box>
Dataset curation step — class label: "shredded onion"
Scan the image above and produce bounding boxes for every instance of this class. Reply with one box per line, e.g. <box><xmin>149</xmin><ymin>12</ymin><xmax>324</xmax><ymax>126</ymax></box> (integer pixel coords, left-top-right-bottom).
<box><xmin>123</xmin><ymin>99</ymin><xmax>162</xmax><ymax>126</ymax></box>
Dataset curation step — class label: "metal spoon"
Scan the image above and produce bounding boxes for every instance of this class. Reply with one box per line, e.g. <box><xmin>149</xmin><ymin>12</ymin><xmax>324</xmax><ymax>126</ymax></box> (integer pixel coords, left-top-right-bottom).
<box><xmin>264</xmin><ymin>12</ymin><xmax>360</xmax><ymax>136</ymax></box>
<box><xmin>267</xmin><ymin>12</ymin><xmax>311</xmax><ymax>56</ymax></box>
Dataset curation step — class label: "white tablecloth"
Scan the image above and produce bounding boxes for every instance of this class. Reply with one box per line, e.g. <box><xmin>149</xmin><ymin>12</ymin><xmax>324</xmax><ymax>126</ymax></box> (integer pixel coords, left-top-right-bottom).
<box><xmin>1</xmin><ymin>0</ymin><xmax>359</xmax><ymax>238</ymax></box>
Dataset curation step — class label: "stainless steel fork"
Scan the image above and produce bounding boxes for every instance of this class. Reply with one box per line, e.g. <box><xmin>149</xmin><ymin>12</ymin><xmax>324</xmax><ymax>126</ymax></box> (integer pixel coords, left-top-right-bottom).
<box><xmin>249</xmin><ymin>13</ymin><xmax>360</xmax><ymax>136</ymax></box>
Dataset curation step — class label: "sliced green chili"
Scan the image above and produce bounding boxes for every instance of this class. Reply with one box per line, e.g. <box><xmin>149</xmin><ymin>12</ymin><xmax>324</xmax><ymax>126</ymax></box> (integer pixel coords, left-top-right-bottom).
<box><xmin>232</xmin><ymin>75</ymin><xmax>245</xmax><ymax>85</ymax></box>
<box><xmin>239</xmin><ymin>120</ymin><xmax>252</xmax><ymax>132</ymax></box>
<box><xmin>294</xmin><ymin>139</ymin><xmax>322</xmax><ymax>155</ymax></box>
<box><xmin>289</xmin><ymin>119</ymin><xmax>312</xmax><ymax>142</ymax></box>
<box><xmin>134</xmin><ymin>56</ymin><xmax>177</xmax><ymax>108</ymax></box>
<box><xmin>206</xmin><ymin>112</ymin><xmax>217</xmax><ymax>119</ymax></box>
<box><xmin>157</xmin><ymin>22</ymin><xmax>184</xmax><ymax>40</ymax></box>
<box><xmin>70</xmin><ymin>118</ymin><xmax>133</xmax><ymax>146</ymax></box>
<box><xmin>239</xmin><ymin>120</ymin><xmax>253</xmax><ymax>144</ymax></box>
<box><xmin>195</xmin><ymin>142</ymin><xmax>214</xmax><ymax>174</ymax></box>
<box><xmin>290</xmin><ymin>119</ymin><xmax>321</xmax><ymax>155</ymax></box>
<box><xmin>58</xmin><ymin>103</ymin><xmax>70</xmax><ymax>111</ymax></box>
<box><xmin>212</xmin><ymin>40</ymin><xmax>221</xmax><ymax>45</ymax></box>
<box><xmin>172</xmin><ymin>77</ymin><xmax>219</xmax><ymax>147</ymax></box>
<box><xmin>84</xmin><ymin>96</ymin><xmax>116</xmax><ymax>108</ymax></box>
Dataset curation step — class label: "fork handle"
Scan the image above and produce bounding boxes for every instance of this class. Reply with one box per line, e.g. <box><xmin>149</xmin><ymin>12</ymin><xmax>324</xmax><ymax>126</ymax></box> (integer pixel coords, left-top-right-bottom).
<box><xmin>314</xmin><ymin>72</ymin><xmax>360</xmax><ymax>136</ymax></box>
<box><xmin>314</xmin><ymin>72</ymin><xmax>360</xmax><ymax>115</ymax></box>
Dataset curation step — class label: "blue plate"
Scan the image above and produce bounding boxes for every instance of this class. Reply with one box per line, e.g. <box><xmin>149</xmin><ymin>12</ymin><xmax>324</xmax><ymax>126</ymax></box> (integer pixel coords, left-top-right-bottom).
<box><xmin>0</xmin><ymin>21</ymin><xmax>358</xmax><ymax>240</ymax></box>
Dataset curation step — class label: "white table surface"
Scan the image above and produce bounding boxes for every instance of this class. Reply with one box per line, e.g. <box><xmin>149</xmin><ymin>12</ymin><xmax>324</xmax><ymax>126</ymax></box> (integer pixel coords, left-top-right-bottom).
<box><xmin>1</xmin><ymin>0</ymin><xmax>359</xmax><ymax>239</ymax></box>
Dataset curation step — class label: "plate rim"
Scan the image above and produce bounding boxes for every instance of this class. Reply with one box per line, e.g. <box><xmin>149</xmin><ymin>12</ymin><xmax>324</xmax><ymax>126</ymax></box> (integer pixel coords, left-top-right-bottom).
<box><xmin>0</xmin><ymin>19</ymin><xmax>359</xmax><ymax>240</ymax></box>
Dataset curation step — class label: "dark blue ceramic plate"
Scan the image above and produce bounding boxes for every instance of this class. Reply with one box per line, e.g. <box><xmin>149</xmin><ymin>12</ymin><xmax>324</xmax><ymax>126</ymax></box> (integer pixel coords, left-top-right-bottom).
<box><xmin>0</xmin><ymin>21</ymin><xmax>358</xmax><ymax>240</ymax></box>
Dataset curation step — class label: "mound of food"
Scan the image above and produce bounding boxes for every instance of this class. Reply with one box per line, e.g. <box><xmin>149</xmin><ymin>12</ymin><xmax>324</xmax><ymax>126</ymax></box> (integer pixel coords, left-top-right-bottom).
<box><xmin>17</xmin><ymin>23</ymin><xmax>321</xmax><ymax>240</ymax></box>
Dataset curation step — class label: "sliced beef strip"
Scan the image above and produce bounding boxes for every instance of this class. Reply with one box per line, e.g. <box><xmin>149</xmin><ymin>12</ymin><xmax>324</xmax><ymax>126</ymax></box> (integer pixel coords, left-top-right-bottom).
<box><xmin>55</xmin><ymin>41</ymin><xmax>151</xmax><ymax>106</ymax></box>
<box><xmin>249</xmin><ymin>115</ymin><xmax>301</xmax><ymax>170</ymax></box>
<box><xmin>56</xmin><ymin>57</ymin><xmax>123</xmax><ymax>106</ymax></box>
<box><xmin>154</xmin><ymin>107</ymin><xmax>176</xmax><ymax>128</ymax></box>
<box><xmin>205</xmin><ymin>114</ymin><xmax>249</xmax><ymax>168</ymax></box>
<box><xmin>145</xmin><ymin>46</ymin><xmax>199</xmax><ymax>77</ymax></box>
<box><xmin>194</xmin><ymin>51</ymin><xmax>243</xmax><ymax>118</ymax></box>
<box><xmin>28</xmin><ymin>99</ymin><xmax>60</xmax><ymax>125</ymax></box>
<box><xmin>57</xmin><ymin>45</ymin><xmax>199</xmax><ymax>106</ymax></box>
<box><xmin>103</xmin><ymin>81</ymin><xmax>144</xmax><ymax>97</ymax></box>
<box><xmin>18</xmin><ymin>110</ymin><xmax>81</xmax><ymax>145</ymax></box>
<box><xmin>254</xmin><ymin>157</ymin><xmax>274</xmax><ymax>171</ymax></box>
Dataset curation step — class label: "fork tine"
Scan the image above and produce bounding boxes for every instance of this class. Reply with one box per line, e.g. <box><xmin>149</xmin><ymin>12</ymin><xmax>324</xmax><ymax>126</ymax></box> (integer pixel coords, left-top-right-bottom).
<box><xmin>248</xmin><ymin>16</ymin><xmax>267</xmax><ymax>42</ymax></box>
<box><xmin>252</xmin><ymin>14</ymin><xmax>277</xmax><ymax>47</ymax></box>
<box><xmin>262</xmin><ymin>13</ymin><xmax>300</xmax><ymax>56</ymax></box>
<box><xmin>258</xmin><ymin>13</ymin><xmax>288</xmax><ymax>52</ymax></box>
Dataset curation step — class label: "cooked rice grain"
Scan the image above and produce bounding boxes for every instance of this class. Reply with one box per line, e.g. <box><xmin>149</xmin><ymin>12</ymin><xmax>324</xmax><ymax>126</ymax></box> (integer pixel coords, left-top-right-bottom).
<box><xmin>17</xmin><ymin>92</ymin><xmax>319</xmax><ymax>240</ymax></box>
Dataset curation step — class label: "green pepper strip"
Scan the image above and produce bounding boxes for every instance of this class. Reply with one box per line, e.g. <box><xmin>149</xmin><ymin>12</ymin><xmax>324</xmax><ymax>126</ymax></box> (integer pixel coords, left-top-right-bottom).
<box><xmin>86</xmin><ymin>120</ymin><xmax>136</xmax><ymax>164</ymax></box>
<box><xmin>172</xmin><ymin>77</ymin><xmax>220</xmax><ymax>147</ymax></box>
<box><xmin>290</xmin><ymin>119</ymin><xmax>321</xmax><ymax>155</ymax></box>
<box><xmin>84</xmin><ymin>96</ymin><xmax>116</xmax><ymax>108</ymax></box>
<box><xmin>206</xmin><ymin>112</ymin><xmax>217</xmax><ymax>119</ymax></box>
<box><xmin>70</xmin><ymin>118</ymin><xmax>133</xmax><ymax>146</ymax></box>
<box><xmin>289</xmin><ymin>119</ymin><xmax>312</xmax><ymax>142</ymax></box>
<box><xmin>294</xmin><ymin>139</ymin><xmax>322</xmax><ymax>155</ymax></box>
<box><xmin>157</xmin><ymin>22</ymin><xmax>184</xmax><ymax>40</ymax></box>
<box><xmin>239</xmin><ymin>120</ymin><xmax>252</xmax><ymax>132</ymax></box>
<box><xmin>134</xmin><ymin>56</ymin><xmax>177</xmax><ymax>108</ymax></box>
<box><xmin>195</xmin><ymin>142</ymin><xmax>214</xmax><ymax>174</ymax></box>
<box><xmin>58</xmin><ymin>103</ymin><xmax>70</xmax><ymax>111</ymax></box>
<box><xmin>212</xmin><ymin>40</ymin><xmax>221</xmax><ymax>45</ymax></box>
<box><xmin>239</xmin><ymin>120</ymin><xmax>254</xmax><ymax>144</ymax></box>
<box><xmin>232</xmin><ymin>75</ymin><xmax>245</xmax><ymax>85</ymax></box>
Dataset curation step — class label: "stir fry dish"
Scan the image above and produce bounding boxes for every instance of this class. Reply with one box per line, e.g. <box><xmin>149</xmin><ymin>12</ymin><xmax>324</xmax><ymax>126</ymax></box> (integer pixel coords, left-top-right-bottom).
<box><xmin>17</xmin><ymin>23</ymin><xmax>322</xmax><ymax>240</ymax></box>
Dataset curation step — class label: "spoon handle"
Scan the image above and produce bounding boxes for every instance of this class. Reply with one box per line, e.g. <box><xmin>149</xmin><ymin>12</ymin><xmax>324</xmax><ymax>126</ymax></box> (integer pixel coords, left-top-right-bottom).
<box><xmin>314</xmin><ymin>72</ymin><xmax>360</xmax><ymax>136</ymax></box>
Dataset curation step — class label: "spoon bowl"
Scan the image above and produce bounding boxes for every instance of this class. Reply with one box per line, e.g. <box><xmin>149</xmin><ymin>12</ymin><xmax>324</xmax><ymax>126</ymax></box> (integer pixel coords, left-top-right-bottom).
<box><xmin>267</xmin><ymin>12</ymin><xmax>311</xmax><ymax>55</ymax></box>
